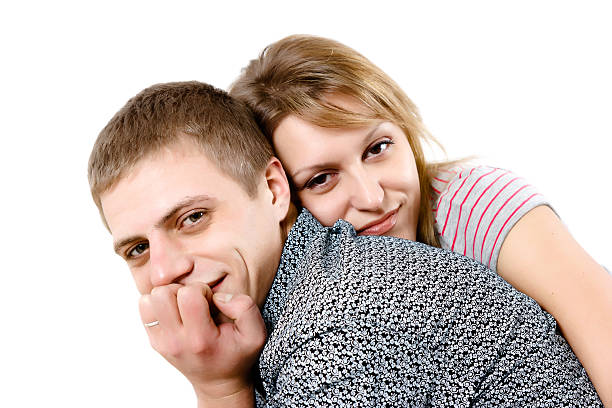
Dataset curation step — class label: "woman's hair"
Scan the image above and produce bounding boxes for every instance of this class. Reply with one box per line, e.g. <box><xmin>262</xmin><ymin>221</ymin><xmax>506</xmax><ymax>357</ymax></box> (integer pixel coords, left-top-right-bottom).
<box><xmin>230</xmin><ymin>34</ymin><xmax>449</xmax><ymax>247</ymax></box>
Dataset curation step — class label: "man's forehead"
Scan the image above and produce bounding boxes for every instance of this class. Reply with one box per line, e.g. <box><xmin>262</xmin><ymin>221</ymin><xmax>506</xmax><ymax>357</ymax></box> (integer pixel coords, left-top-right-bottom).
<box><xmin>100</xmin><ymin>145</ymin><xmax>234</xmax><ymax>236</ymax></box>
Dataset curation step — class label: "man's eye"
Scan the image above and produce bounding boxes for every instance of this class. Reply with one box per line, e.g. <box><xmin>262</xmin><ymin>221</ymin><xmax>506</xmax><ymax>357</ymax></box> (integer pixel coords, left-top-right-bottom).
<box><xmin>181</xmin><ymin>211</ymin><xmax>205</xmax><ymax>227</ymax></box>
<box><xmin>128</xmin><ymin>243</ymin><xmax>149</xmax><ymax>258</ymax></box>
<box><xmin>364</xmin><ymin>140</ymin><xmax>394</xmax><ymax>159</ymax></box>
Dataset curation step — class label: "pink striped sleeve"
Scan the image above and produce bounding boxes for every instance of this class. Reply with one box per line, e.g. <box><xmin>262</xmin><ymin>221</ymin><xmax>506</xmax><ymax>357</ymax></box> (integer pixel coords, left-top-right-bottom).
<box><xmin>431</xmin><ymin>166</ymin><xmax>550</xmax><ymax>272</ymax></box>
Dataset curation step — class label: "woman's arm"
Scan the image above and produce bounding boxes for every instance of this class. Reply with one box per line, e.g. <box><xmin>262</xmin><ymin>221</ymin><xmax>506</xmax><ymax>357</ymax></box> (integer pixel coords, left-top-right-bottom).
<box><xmin>497</xmin><ymin>205</ymin><xmax>612</xmax><ymax>406</ymax></box>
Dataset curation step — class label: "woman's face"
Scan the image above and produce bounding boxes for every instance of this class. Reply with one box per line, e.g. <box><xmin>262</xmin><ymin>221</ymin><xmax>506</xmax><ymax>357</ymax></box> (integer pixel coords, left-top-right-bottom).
<box><xmin>272</xmin><ymin>97</ymin><xmax>421</xmax><ymax>241</ymax></box>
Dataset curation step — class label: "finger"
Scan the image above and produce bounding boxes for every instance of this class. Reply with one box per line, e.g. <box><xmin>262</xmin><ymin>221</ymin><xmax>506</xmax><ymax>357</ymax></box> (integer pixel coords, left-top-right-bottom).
<box><xmin>139</xmin><ymin>295</ymin><xmax>164</xmax><ymax>352</ymax></box>
<box><xmin>150</xmin><ymin>284</ymin><xmax>183</xmax><ymax>331</ymax></box>
<box><xmin>212</xmin><ymin>293</ymin><xmax>266</xmax><ymax>346</ymax></box>
<box><xmin>177</xmin><ymin>283</ymin><xmax>219</xmax><ymax>350</ymax></box>
<box><xmin>139</xmin><ymin>294</ymin><xmax>158</xmax><ymax>329</ymax></box>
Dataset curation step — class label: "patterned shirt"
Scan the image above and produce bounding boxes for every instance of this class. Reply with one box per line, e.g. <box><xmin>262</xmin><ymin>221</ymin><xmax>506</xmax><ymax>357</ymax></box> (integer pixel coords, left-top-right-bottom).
<box><xmin>256</xmin><ymin>210</ymin><xmax>601</xmax><ymax>407</ymax></box>
<box><xmin>432</xmin><ymin>166</ymin><xmax>548</xmax><ymax>271</ymax></box>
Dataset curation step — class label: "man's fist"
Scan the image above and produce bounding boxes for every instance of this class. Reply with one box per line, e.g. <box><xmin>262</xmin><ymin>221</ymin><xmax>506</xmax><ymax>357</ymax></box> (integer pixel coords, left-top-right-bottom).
<box><xmin>139</xmin><ymin>282</ymin><xmax>266</xmax><ymax>404</ymax></box>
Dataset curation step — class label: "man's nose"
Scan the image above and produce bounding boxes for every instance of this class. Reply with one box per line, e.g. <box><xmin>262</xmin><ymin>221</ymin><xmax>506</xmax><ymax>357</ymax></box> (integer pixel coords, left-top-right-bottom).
<box><xmin>348</xmin><ymin>167</ymin><xmax>384</xmax><ymax>211</ymax></box>
<box><xmin>148</xmin><ymin>231</ymin><xmax>194</xmax><ymax>288</ymax></box>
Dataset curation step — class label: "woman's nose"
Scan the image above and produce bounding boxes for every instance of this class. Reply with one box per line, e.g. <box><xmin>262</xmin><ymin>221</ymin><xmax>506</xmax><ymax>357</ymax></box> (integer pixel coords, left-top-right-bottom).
<box><xmin>348</xmin><ymin>168</ymin><xmax>384</xmax><ymax>211</ymax></box>
<box><xmin>148</xmin><ymin>232</ymin><xmax>194</xmax><ymax>288</ymax></box>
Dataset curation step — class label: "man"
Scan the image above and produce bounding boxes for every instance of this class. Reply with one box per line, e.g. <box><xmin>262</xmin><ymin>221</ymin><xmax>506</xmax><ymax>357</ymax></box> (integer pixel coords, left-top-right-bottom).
<box><xmin>89</xmin><ymin>81</ymin><xmax>601</xmax><ymax>407</ymax></box>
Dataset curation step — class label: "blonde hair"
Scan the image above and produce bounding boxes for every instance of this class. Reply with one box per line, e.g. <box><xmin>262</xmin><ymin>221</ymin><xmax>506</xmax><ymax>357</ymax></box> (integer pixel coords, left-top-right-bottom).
<box><xmin>88</xmin><ymin>81</ymin><xmax>274</xmax><ymax>228</ymax></box>
<box><xmin>230</xmin><ymin>34</ymin><xmax>449</xmax><ymax>247</ymax></box>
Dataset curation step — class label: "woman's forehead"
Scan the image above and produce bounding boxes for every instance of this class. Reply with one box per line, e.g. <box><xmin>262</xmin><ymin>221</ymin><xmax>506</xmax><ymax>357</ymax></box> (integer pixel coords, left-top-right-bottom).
<box><xmin>322</xmin><ymin>93</ymin><xmax>371</xmax><ymax>114</ymax></box>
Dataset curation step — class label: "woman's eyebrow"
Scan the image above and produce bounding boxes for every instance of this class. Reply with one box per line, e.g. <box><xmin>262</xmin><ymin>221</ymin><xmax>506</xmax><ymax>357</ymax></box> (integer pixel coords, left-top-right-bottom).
<box><xmin>291</xmin><ymin>122</ymin><xmax>386</xmax><ymax>179</ymax></box>
<box><xmin>292</xmin><ymin>162</ymin><xmax>335</xmax><ymax>180</ymax></box>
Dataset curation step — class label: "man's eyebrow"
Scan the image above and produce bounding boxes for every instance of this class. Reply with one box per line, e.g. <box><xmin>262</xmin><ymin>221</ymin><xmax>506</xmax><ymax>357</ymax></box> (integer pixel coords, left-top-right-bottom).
<box><xmin>112</xmin><ymin>194</ymin><xmax>213</xmax><ymax>255</ymax></box>
<box><xmin>291</xmin><ymin>122</ymin><xmax>385</xmax><ymax>180</ymax></box>
<box><xmin>155</xmin><ymin>194</ymin><xmax>213</xmax><ymax>228</ymax></box>
<box><xmin>113</xmin><ymin>235</ymin><xmax>142</xmax><ymax>255</ymax></box>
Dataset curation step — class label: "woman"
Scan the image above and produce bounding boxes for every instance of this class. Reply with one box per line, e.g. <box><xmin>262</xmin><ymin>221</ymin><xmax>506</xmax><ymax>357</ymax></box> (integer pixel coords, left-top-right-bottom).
<box><xmin>230</xmin><ymin>35</ymin><xmax>612</xmax><ymax>403</ymax></box>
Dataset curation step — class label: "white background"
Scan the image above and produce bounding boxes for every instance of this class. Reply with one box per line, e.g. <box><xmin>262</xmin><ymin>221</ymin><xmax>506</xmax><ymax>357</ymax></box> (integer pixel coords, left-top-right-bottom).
<box><xmin>1</xmin><ymin>1</ymin><xmax>610</xmax><ymax>406</ymax></box>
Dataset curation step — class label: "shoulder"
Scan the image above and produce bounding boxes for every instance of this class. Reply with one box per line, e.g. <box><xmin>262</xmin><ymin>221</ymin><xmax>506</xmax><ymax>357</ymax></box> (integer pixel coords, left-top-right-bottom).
<box><xmin>431</xmin><ymin>165</ymin><xmax>535</xmax><ymax>223</ymax></box>
<box><xmin>283</xmin><ymin>222</ymin><xmax>515</xmax><ymax>328</ymax></box>
<box><xmin>431</xmin><ymin>165</ymin><xmax>550</xmax><ymax>270</ymax></box>
<box><xmin>430</xmin><ymin>165</ymin><xmax>516</xmax><ymax>203</ymax></box>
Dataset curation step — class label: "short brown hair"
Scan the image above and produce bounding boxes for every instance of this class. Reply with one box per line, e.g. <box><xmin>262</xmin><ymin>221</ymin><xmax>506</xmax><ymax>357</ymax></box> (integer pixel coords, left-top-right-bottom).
<box><xmin>230</xmin><ymin>35</ymin><xmax>447</xmax><ymax>247</ymax></box>
<box><xmin>88</xmin><ymin>81</ymin><xmax>274</xmax><ymax>226</ymax></box>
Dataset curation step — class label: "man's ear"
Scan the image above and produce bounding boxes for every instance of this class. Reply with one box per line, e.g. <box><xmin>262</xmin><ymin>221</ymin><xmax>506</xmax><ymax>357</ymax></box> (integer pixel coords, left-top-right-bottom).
<box><xmin>264</xmin><ymin>157</ymin><xmax>292</xmax><ymax>221</ymax></box>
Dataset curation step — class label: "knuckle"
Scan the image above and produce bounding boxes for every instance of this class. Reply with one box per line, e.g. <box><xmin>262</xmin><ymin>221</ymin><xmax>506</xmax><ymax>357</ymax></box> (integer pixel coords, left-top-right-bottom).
<box><xmin>251</xmin><ymin>327</ymin><xmax>267</xmax><ymax>350</ymax></box>
<box><xmin>150</xmin><ymin>285</ymin><xmax>178</xmax><ymax>303</ymax></box>
<box><xmin>161</xmin><ymin>338</ymin><xmax>183</xmax><ymax>358</ymax></box>
<box><xmin>177</xmin><ymin>286</ymin><xmax>199</xmax><ymax>308</ymax></box>
<box><xmin>178</xmin><ymin>285</ymin><xmax>196</xmax><ymax>298</ymax></box>
<box><xmin>138</xmin><ymin>295</ymin><xmax>152</xmax><ymax>311</ymax></box>
<box><xmin>187</xmin><ymin>336</ymin><xmax>209</xmax><ymax>354</ymax></box>
<box><xmin>186</xmin><ymin>281</ymin><xmax>207</xmax><ymax>290</ymax></box>
<box><xmin>176</xmin><ymin>286</ymin><xmax>188</xmax><ymax>300</ymax></box>
<box><xmin>238</xmin><ymin>296</ymin><xmax>259</xmax><ymax>317</ymax></box>
<box><xmin>150</xmin><ymin>286</ymin><xmax>165</xmax><ymax>298</ymax></box>
<box><xmin>243</xmin><ymin>296</ymin><xmax>258</xmax><ymax>311</ymax></box>
<box><xmin>149</xmin><ymin>332</ymin><xmax>184</xmax><ymax>359</ymax></box>
<box><xmin>187</xmin><ymin>330</ymin><xmax>218</xmax><ymax>354</ymax></box>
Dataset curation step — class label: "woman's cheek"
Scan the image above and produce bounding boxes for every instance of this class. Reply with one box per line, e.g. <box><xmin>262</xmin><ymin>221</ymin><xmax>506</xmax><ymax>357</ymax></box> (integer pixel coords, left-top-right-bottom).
<box><xmin>301</xmin><ymin>195</ymin><xmax>337</xmax><ymax>227</ymax></box>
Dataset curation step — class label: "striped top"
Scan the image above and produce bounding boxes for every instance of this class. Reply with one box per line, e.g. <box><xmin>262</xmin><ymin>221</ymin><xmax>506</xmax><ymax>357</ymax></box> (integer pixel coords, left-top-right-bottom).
<box><xmin>432</xmin><ymin>166</ymin><xmax>549</xmax><ymax>272</ymax></box>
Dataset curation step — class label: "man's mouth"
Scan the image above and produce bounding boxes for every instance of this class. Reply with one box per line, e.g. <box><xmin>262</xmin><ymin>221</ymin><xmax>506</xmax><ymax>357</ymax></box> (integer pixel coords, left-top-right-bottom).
<box><xmin>206</xmin><ymin>275</ymin><xmax>227</xmax><ymax>324</ymax></box>
<box><xmin>207</xmin><ymin>275</ymin><xmax>226</xmax><ymax>293</ymax></box>
<box><xmin>357</xmin><ymin>208</ymin><xmax>399</xmax><ymax>236</ymax></box>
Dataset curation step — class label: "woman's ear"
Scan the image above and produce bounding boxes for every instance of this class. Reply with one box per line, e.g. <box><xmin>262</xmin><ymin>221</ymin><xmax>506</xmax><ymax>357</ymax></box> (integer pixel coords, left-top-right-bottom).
<box><xmin>264</xmin><ymin>157</ymin><xmax>292</xmax><ymax>222</ymax></box>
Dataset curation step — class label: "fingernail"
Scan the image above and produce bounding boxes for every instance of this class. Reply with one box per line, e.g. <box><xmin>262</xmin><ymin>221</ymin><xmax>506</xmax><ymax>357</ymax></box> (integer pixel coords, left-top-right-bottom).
<box><xmin>213</xmin><ymin>292</ymin><xmax>233</xmax><ymax>303</ymax></box>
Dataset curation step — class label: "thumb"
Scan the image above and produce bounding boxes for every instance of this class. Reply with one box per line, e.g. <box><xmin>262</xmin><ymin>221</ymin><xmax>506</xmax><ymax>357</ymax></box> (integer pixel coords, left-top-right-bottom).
<box><xmin>212</xmin><ymin>293</ymin><xmax>266</xmax><ymax>344</ymax></box>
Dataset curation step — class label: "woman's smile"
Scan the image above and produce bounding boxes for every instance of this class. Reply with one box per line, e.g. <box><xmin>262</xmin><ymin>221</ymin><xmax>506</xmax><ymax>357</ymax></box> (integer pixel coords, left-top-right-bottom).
<box><xmin>356</xmin><ymin>207</ymin><xmax>399</xmax><ymax>236</ymax></box>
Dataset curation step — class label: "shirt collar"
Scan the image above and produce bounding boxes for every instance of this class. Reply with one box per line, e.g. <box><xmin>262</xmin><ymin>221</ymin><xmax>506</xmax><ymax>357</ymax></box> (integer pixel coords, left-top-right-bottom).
<box><xmin>261</xmin><ymin>208</ymin><xmax>326</xmax><ymax>334</ymax></box>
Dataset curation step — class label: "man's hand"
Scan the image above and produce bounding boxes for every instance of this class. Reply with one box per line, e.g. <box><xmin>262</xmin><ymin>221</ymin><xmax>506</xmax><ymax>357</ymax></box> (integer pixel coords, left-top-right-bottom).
<box><xmin>139</xmin><ymin>282</ymin><xmax>266</xmax><ymax>407</ymax></box>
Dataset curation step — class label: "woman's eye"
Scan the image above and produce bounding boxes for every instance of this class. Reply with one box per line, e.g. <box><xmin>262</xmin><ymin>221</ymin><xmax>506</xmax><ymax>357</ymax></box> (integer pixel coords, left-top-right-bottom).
<box><xmin>128</xmin><ymin>243</ymin><xmax>149</xmax><ymax>258</ymax></box>
<box><xmin>305</xmin><ymin>173</ymin><xmax>332</xmax><ymax>189</ymax></box>
<box><xmin>364</xmin><ymin>140</ymin><xmax>394</xmax><ymax>159</ymax></box>
<box><xmin>181</xmin><ymin>211</ymin><xmax>205</xmax><ymax>227</ymax></box>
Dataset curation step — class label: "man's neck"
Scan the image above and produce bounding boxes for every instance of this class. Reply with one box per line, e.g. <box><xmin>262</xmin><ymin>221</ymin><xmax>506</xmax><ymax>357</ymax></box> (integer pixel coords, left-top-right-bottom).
<box><xmin>281</xmin><ymin>203</ymin><xmax>299</xmax><ymax>241</ymax></box>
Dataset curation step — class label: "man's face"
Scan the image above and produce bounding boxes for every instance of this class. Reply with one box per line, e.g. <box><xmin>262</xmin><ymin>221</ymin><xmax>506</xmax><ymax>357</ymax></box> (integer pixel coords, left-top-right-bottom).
<box><xmin>100</xmin><ymin>140</ymin><xmax>288</xmax><ymax>308</ymax></box>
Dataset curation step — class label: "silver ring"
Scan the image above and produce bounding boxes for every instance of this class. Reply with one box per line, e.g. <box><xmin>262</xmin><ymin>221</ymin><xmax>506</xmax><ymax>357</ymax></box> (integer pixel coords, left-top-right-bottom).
<box><xmin>144</xmin><ymin>320</ymin><xmax>160</xmax><ymax>328</ymax></box>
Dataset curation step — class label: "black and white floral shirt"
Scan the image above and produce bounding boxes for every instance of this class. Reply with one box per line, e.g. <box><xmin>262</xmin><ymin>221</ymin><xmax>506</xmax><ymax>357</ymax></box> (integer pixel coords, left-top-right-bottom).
<box><xmin>256</xmin><ymin>210</ymin><xmax>601</xmax><ymax>407</ymax></box>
